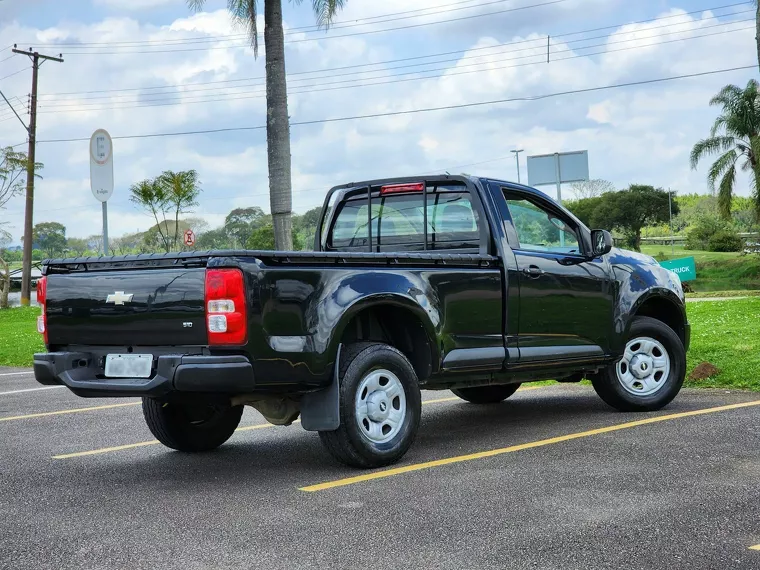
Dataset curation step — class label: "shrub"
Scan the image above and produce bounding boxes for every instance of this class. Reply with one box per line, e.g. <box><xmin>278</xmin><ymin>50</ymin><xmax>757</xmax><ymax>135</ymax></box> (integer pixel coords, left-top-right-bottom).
<box><xmin>707</xmin><ymin>230</ymin><xmax>742</xmax><ymax>252</ymax></box>
<box><xmin>684</xmin><ymin>215</ymin><xmax>730</xmax><ymax>250</ymax></box>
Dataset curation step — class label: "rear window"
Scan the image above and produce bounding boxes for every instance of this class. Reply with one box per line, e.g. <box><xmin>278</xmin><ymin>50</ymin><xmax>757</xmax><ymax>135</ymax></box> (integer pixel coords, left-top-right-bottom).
<box><xmin>328</xmin><ymin>187</ymin><xmax>480</xmax><ymax>251</ymax></box>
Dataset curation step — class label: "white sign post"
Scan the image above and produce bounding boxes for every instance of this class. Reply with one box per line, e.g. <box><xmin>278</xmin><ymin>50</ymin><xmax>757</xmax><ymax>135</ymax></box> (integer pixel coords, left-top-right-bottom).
<box><xmin>89</xmin><ymin>129</ymin><xmax>114</xmax><ymax>255</ymax></box>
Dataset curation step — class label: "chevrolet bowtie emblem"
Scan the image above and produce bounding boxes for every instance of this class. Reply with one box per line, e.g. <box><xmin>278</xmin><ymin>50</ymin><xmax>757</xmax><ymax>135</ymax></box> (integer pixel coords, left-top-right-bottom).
<box><xmin>106</xmin><ymin>291</ymin><xmax>134</xmax><ymax>305</ymax></box>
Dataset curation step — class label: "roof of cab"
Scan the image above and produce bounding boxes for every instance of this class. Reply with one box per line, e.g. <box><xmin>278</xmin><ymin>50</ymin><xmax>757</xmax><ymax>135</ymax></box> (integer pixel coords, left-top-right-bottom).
<box><xmin>479</xmin><ymin>177</ymin><xmax>554</xmax><ymax>202</ymax></box>
<box><xmin>327</xmin><ymin>174</ymin><xmax>557</xmax><ymax>207</ymax></box>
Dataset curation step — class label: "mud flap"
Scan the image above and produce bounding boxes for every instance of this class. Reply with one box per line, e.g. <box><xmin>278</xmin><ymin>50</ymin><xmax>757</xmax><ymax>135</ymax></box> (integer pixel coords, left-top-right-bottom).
<box><xmin>300</xmin><ymin>344</ymin><xmax>341</xmax><ymax>431</ymax></box>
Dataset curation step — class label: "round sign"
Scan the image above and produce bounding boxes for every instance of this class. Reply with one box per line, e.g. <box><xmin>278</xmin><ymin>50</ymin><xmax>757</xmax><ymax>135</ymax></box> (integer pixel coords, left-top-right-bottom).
<box><xmin>183</xmin><ymin>229</ymin><xmax>195</xmax><ymax>247</ymax></box>
<box><xmin>90</xmin><ymin>129</ymin><xmax>113</xmax><ymax>165</ymax></box>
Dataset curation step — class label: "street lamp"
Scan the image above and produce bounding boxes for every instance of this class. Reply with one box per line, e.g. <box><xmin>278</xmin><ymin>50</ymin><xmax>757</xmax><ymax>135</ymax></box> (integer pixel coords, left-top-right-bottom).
<box><xmin>511</xmin><ymin>149</ymin><xmax>524</xmax><ymax>183</ymax></box>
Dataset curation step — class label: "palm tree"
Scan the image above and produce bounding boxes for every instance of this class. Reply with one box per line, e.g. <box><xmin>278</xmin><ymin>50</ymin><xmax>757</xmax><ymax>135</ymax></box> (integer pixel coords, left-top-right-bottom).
<box><xmin>188</xmin><ymin>0</ymin><xmax>346</xmax><ymax>250</ymax></box>
<box><xmin>755</xmin><ymin>0</ymin><xmax>760</xmax><ymax>73</ymax></box>
<box><xmin>690</xmin><ymin>79</ymin><xmax>760</xmax><ymax>221</ymax></box>
<box><xmin>158</xmin><ymin>169</ymin><xmax>201</xmax><ymax>249</ymax></box>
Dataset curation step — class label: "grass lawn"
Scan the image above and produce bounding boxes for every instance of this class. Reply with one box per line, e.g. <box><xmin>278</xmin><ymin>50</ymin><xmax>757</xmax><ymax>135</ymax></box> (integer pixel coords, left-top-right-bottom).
<box><xmin>1</xmin><ymin>298</ymin><xmax>758</xmax><ymax>390</ymax></box>
<box><xmin>0</xmin><ymin>307</ymin><xmax>42</xmax><ymax>367</ymax></box>
<box><xmin>639</xmin><ymin>244</ymin><xmax>760</xmax><ymax>293</ymax></box>
<box><xmin>682</xmin><ymin>297</ymin><xmax>760</xmax><ymax>391</ymax></box>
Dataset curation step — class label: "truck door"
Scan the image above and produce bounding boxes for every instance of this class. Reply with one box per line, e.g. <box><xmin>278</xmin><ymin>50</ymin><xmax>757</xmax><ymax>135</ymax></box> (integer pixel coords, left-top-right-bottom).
<box><xmin>499</xmin><ymin>189</ymin><xmax>614</xmax><ymax>361</ymax></box>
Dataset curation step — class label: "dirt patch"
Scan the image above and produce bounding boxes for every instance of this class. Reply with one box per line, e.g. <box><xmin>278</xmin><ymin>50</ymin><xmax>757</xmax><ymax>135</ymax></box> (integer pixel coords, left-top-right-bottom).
<box><xmin>689</xmin><ymin>362</ymin><xmax>721</xmax><ymax>381</ymax></box>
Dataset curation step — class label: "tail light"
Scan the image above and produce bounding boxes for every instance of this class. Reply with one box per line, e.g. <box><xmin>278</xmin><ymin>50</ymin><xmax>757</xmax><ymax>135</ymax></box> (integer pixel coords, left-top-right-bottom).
<box><xmin>36</xmin><ymin>276</ymin><xmax>48</xmax><ymax>344</ymax></box>
<box><xmin>205</xmin><ymin>268</ymin><xmax>247</xmax><ymax>346</ymax></box>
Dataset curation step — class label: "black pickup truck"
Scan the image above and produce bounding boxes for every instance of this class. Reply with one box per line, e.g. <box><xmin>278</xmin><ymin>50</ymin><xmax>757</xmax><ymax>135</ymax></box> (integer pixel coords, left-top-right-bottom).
<box><xmin>34</xmin><ymin>175</ymin><xmax>689</xmax><ymax>468</ymax></box>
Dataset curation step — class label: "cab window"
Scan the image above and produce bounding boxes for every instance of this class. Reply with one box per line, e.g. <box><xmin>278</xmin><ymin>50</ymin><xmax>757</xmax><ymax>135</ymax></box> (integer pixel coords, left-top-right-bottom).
<box><xmin>504</xmin><ymin>193</ymin><xmax>582</xmax><ymax>255</ymax></box>
<box><xmin>329</xmin><ymin>186</ymin><xmax>480</xmax><ymax>252</ymax></box>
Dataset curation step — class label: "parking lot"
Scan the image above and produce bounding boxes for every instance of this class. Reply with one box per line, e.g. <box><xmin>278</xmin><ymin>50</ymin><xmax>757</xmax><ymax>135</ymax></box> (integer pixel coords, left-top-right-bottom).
<box><xmin>2</xmin><ymin>367</ymin><xmax>760</xmax><ymax>570</ymax></box>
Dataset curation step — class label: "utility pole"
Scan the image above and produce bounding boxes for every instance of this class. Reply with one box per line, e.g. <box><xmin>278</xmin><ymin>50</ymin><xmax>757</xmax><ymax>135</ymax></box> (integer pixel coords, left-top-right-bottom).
<box><xmin>11</xmin><ymin>46</ymin><xmax>63</xmax><ymax>306</ymax></box>
<box><xmin>511</xmin><ymin>149</ymin><xmax>524</xmax><ymax>183</ymax></box>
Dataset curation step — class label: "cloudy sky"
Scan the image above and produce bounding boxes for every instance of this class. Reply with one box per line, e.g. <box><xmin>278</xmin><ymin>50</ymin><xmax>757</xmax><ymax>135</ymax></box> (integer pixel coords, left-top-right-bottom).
<box><xmin>0</xmin><ymin>0</ymin><xmax>756</xmax><ymax>242</ymax></box>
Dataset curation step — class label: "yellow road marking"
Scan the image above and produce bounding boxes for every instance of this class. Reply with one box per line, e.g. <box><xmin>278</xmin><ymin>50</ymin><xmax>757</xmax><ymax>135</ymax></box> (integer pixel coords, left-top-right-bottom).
<box><xmin>750</xmin><ymin>544</ymin><xmax>760</xmax><ymax>551</ymax></box>
<box><xmin>52</xmin><ymin>423</ymin><xmax>275</xmax><ymax>459</ymax></box>
<box><xmin>50</xmin><ymin>386</ymin><xmax>543</xmax><ymax>460</ymax></box>
<box><xmin>53</xmin><ymin>440</ymin><xmax>161</xmax><ymax>459</ymax></box>
<box><xmin>0</xmin><ymin>402</ymin><xmax>141</xmax><ymax>423</ymax></box>
<box><xmin>299</xmin><ymin>399</ymin><xmax>760</xmax><ymax>492</ymax></box>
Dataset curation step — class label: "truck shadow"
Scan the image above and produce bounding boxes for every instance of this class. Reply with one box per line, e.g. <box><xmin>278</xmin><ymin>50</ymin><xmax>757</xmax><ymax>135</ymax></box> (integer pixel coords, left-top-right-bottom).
<box><xmin>68</xmin><ymin>387</ymin><xmax>668</xmax><ymax>494</ymax></box>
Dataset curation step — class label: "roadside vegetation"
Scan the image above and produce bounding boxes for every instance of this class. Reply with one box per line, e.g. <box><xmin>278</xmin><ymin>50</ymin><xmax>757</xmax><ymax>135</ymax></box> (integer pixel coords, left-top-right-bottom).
<box><xmin>2</xmin><ymin>299</ymin><xmax>758</xmax><ymax>391</ymax></box>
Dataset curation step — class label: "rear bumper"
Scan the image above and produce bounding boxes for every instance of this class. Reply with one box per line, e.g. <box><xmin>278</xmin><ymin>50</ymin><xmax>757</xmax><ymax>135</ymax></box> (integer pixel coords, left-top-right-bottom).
<box><xmin>33</xmin><ymin>352</ymin><xmax>255</xmax><ymax>398</ymax></box>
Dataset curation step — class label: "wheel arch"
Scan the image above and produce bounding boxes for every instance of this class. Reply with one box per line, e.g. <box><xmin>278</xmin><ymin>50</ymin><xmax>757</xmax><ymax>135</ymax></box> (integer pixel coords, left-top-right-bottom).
<box><xmin>329</xmin><ymin>295</ymin><xmax>440</xmax><ymax>382</ymax></box>
<box><xmin>628</xmin><ymin>290</ymin><xmax>688</xmax><ymax>348</ymax></box>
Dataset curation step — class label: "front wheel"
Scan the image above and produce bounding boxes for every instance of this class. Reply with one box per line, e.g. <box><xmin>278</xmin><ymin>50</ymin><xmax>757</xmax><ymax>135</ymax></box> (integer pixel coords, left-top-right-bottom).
<box><xmin>319</xmin><ymin>343</ymin><xmax>422</xmax><ymax>469</ymax></box>
<box><xmin>142</xmin><ymin>396</ymin><xmax>243</xmax><ymax>452</ymax></box>
<box><xmin>592</xmin><ymin>316</ymin><xmax>686</xmax><ymax>412</ymax></box>
<box><xmin>452</xmin><ymin>383</ymin><xmax>521</xmax><ymax>404</ymax></box>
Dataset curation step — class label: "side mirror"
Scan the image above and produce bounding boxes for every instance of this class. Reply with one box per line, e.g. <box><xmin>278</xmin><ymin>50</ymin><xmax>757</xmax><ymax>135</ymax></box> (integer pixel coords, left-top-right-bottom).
<box><xmin>590</xmin><ymin>229</ymin><xmax>613</xmax><ymax>258</ymax></box>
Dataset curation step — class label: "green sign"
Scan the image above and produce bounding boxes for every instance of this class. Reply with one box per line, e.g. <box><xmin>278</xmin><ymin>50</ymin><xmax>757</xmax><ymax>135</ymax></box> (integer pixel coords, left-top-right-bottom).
<box><xmin>659</xmin><ymin>256</ymin><xmax>697</xmax><ymax>282</ymax></box>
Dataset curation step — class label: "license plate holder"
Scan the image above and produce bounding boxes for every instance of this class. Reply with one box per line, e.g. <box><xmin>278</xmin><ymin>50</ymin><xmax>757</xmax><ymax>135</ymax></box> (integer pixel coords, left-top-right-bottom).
<box><xmin>104</xmin><ymin>354</ymin><xmax>153</xmax><ymax>378</ymax></box>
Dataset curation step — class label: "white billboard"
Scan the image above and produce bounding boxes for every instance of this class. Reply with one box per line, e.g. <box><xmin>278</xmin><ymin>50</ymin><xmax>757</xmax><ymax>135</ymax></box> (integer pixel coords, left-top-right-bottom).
<box><xmin>527</xmin><ymin>150</ymin><xmax>589</xmax><ymax>187</ymax></box>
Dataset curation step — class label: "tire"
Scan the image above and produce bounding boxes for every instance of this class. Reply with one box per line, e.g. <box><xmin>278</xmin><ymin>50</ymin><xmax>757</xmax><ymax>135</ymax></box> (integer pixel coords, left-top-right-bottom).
<box><xmin>592</xmin><ymin>316</ymin><xmax>686</xmax><ymax>412</ymax></box>
<box><xmin>319</xmin><ymin>343</ymin><xmax>422</xmax><ymax>469</ymax></box>
<box><xmin>142</xmin><ymin>396</ymin><xmax>243</xmax><ymax>452</ymax></box>
<box><xmin>452</xmin><ymin>383</ymin><xmax>521</xmax><ymax>404</ymax></box>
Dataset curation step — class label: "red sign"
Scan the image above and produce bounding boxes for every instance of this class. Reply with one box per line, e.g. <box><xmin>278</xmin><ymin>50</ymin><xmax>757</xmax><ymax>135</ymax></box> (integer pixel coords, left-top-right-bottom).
<box><xmin>183</xmin><ymin>229</ymin><xmax>195</xmax><ymax>247</ymax></box>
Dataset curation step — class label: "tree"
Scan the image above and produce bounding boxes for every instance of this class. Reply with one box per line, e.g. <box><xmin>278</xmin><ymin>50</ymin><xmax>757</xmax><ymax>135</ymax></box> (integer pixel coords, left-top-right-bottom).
<box><xmin>246</xmin><ymin>223</ymin><xmax>303</xmax><ymax>250</ymax></box>
<box><xmin>195</xmin><ymin>227</ymin><xmax>233</xmax><ymax>250</ymax></box>
<box><xmin>0</xmin><ymin>146</ymin><xmax>42</xmax><ymax>211</ymax></box>
<box><xmin>0</xmin><ymin>229</ymin><xmax>11</xmax><ymax>309</ymax></box>
<box><xmin>224</xmin><ymin>206</ymin><xmax>266</xmax><ymax>247</ymax></box>
<box><xmin>65</xmin><ymin>237</ymin><xmax>89</xmax><ymax>256</ymax></box>
<box><xmin>565</xmin><ymin>196</ymin><xmax>604</xmax><ymax>228</ymax></box>
<box><xmin>568</xmin><ymin>179</ymin><xmax>615</xmax><ymax>200</ymax></box>
<box><xmin>31</xmin><ymin>222</ymin><xmax>66</xmax><ymax>258</ymax></box>
<box><xmin>690</xmin><ymin>80</ymin><xmax>760</xmax><ymax>221</ymax></box>
<box><xmin>592</xmin><ymin>185</ymin><xmax>677</xmax><ymax>252</ymax></box>
<box><xmin>130</xmin><ymin>170</ymin><xmax>201</xmax><ymax>252</ymax></box>
<box><xmin>159</xmin><ymin>170</ymin><xmax>202</xmax><ymax>250</ymax></box>
<box><xmin>756</xmin><ymin>0</ymin><xmax>760</xmax><ymax>73</ymax></box>
<box><xmin>187</xmin><ymin>0</ymin><xmax>347</xmax><ymax>251</ymax></box>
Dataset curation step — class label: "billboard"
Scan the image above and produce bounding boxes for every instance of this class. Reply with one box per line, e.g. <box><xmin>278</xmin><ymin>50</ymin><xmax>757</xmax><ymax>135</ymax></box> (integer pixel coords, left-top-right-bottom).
<box><xmin>527</xmin><ymin>150</ymin><xmax>589</xmax><ymax>187</ymax></box>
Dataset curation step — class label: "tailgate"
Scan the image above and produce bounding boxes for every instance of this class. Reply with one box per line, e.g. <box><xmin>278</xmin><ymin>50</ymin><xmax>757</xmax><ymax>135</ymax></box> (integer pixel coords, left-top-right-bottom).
<box><xmin>46</xmin><ymin>267</ymin><xmax>208</xmax><ymax>347</ymax></box>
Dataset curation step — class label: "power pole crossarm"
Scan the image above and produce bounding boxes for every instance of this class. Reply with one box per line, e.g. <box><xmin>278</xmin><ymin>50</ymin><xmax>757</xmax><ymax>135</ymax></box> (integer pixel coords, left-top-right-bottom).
<box><xmin>11</xmin><ymin>46</ymin><xmax>63</xmax><ymax>306</ymax></box>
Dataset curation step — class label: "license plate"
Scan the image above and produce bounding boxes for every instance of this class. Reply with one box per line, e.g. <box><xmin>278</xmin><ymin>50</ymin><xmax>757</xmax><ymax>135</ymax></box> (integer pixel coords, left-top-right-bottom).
<box><xmin>104</xmin><ymin>354</ymin><xmax>153</xmax><ymax>378</ymax></box>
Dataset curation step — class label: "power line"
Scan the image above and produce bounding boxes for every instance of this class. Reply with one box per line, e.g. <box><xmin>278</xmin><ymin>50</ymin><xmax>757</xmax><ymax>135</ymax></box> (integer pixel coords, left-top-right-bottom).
<box><xmin>42</xmin><ymin>18</ymin><xmax>750</xmax><ymax>108</ymax></box>
<box><xmin>0</xmin><ymin>66</ymin><xmax>30</xmax><ymax>81</ymax></box>
<box><xmin>33</xmin><ymin>0</ymin><xmax>752</xmax><ymax>50</ymax></box>
<box><xmin>42</xmin><ymin>0</ymin><xmax>570</xmax><ymax>54</ymax></box>
<box><xmin>37</xmin><ymin>25</ymin><xmax>753</xmax><ymax>114</ymax></box>
<box><xmin>36</xmin><ymin>65</ymin><xmax>756</xmax><ymax>144</ymax></box>
<box><xmin>34</xmin><ymin>2</ymin><xmax>751</xmax><ymax>100</ymax></box>
<box><xmin>37</xmin><ymin>0</ymin><xmax>518</xmax><ymax>46</ymax></box>
<box><xmin>49</xmin><ymin>11</ymin><xmax>748</xmax><ymax>105</ymax></box>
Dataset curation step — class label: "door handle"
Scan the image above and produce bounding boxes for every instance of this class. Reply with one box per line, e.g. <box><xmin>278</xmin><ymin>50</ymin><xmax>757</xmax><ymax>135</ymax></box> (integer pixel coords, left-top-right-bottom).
<box><xmin>522</xmin><ymin>265</ymin><xmax>543</xmax><ymax>278</ymax></box>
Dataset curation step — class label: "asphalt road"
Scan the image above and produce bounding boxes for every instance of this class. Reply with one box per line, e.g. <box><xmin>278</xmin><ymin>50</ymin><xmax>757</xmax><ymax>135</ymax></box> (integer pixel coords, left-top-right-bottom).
<box><xmin>1</xmin><ymin>367</ymin><xmax>759</xmax><ymax>570</ymax></box>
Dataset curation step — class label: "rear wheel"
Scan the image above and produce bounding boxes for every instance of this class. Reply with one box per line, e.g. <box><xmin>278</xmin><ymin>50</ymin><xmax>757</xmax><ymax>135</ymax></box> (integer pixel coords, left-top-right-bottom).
<box><xmin>142</xmin><ymin>396</ymin><xmax>243</xmax><ymax>452</ymax></box>
<box><xmin>319</xmin><ymin>343</ymin><xmax>421</xmax><ymax>469</ymax></box>
<box><xmin>592</xmin><ymin>316</ymin><xmax>685</xmax><ymax>412</ymax></box>
<box><xmin>452</xmin><ymin>383</ymin><xmax>521</xmax><ymax>404</ymax></box>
